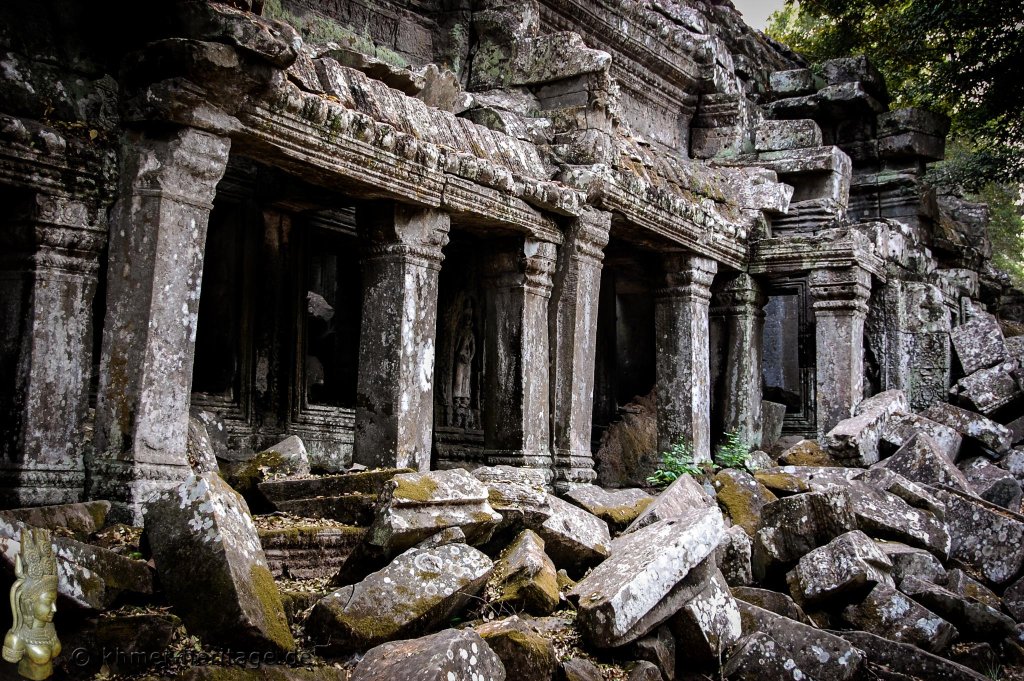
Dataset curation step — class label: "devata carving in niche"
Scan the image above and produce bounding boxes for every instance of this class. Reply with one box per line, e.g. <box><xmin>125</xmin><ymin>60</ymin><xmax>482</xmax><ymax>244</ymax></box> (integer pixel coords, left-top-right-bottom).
<box><xmin>452</xmin><ymin>300</ymin><xmax>476</xmax><ymax>429</ymax></box>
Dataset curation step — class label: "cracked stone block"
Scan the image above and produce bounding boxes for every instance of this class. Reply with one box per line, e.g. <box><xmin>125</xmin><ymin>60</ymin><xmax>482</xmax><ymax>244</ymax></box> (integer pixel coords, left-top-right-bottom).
<box><xmin>350</xmin><ymin>628</ymin><xmax>505</xmax><ymax>681</ymax></box>
<box><xmin>623</xmin><ymin>474</ymin><xmax>714</xmax><ymax>534</ymax></box>
<box><xmin>952</xmin><ymin>361</ymin><xmax>1022</xmax><ymax>415</ymax></box>
<box><xmin>487</xmin><ymin>529</ymin><xmax>559</xmax><ymax>615</ymax></box>
<box><xmin>840</xmin><ymin>631</ymin><xmax>986</xmax><ymax>681</ymax></box>
<box><xmin>569</xmin><ymin>508</ymin><xmax>723</xmax><ymax>648</ymax></box>
<box><xmin>875</xmin><ymin>432</ymin><xmax>973</xmax><ymax>492</ymax></box>
<box><xmin>563</xmin><ymin>485</ymin><xmax>653</xmax><ymax>532</ymax></box>
<box><xmin>716</xmin><ymin>524</ymin><xmax>752</xmax><ymax>587</ymax></box>
<box><xmin>951</xmin><ymin>312</ymin><xmax>1007</xmax><ymax>375</ymax></box>
<box><xmin>923</xmin><ymin>402</ymin><xmax>1013</xmax><ymax>455</ymax></box>
<box><xmin>934</xmin><ymin>486</ymin><xmax>1024</xmax><ymax>585</ymax></box>
<box><xmin>143</xmin><ymin>473</ymin><xmax>294</xmax><ymax>652</ymax></box>
<box><xmin>960</xmin><ymin>457</ymin><xmax>1023</xmax><ymax>509</ymax></box>
<box><xmin>473</xmin><ymin>465</ymin><xmax>551</xmax><ymax>532</ymax></box>
<box><xmin>753</xmin><ymin>488</ymin><xmax>858</xmax><ymax>573</ymax></box>
<box><xmin>368</xmin><ymin>468</ymin><xmax>503</xmax><ymax>553</ymax></box>
<box><xmin>901</xmin><ymin>575</ymin><xmax>1015</xmax><ymax>639</ymax></box>
<box><xmin>842</xmin><ymin>583</ymin><xmax>956</xmax><ymax>654</ymax></box>
<box><xmin>737</xmin><ymin>600</ymin><xmax>865</xmax><ymax>681</ymax></box>
<box><xmin>669</xmin><ymin>569</ymin><xmax>741</xmax><ymax>663</ymax></box>
<box><xmin>532</xmin><ymin>495</ymin><xmax>611</xmax><ymax>575</ymax></box>
<box><xmin>712</xmin><ymin>469</ymin><xmax>777</xmax><ymax>535</ymax></box>
<box><xmin>761</xmin><ymin>465</ymin><xmax>860</xmax><ymax>492</ymax></box>
<box><xmin>881</xmin><ymin>412</ymin><xmax>962</xmax><ymax>459</ymax></box>
<box><xmin>787</xmin><ymin>530</ymin><xmax>893</xmax><ymax>607</ymax></box>
<box><xmin>878</xmin><ymin>542</ymin><xmax>946</xmax><ymax>584</ymax></box>
<box><xmin>474</xmin><ymin>617</ymin><xmax>556</xmax><ymax>681</ymax></box>
<box><xmin>722</xmin><ymin>632</ymin><xmax>809</xmax><ymax>681</ymax></box>
<box><xmin>306</xmin><ymin>542</ymin><xmax>493</xmax><ymax>653</ymax></box>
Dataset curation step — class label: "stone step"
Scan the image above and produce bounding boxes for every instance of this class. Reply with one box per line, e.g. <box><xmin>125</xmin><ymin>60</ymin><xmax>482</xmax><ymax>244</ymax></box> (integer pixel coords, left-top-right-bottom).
<box><xmin>269</xmin><ymin>493</ymin><xmax>378</xmax><ymax>526</ymax></box>
<box><xmin>259</xmin><ymin>522</ymin><xmax>367</xmax><ymax>580</ymax></box>
<box><xmin>257</xmin><ymin>468</ymin><xmax>412</xmax><ymax>503</ymax></box>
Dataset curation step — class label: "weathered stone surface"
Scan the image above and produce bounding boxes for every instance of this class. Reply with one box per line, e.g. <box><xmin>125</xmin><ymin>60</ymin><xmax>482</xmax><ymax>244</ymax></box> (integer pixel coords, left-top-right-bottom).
<box><xmin>593</xmin><ymin>392</ymin><xmax>657</xmax><ymax>488</ymax></box>
<box><xmin>632</xmin><ymin>625</ymin><xmax>675</xmax><ymax>680</ymax></box>
<box><xmin>623</xmin><ymin>474</ymin><xmax>714</xmax><ymax>534</ymax></box>
<box><xmin>143</xmin><ymin>472</ymin><xmax>294</xmax><ymax>652</ymax></box>
<box><xmin>765</xmin><ymin>465</ymin><xmax>862</xmax><ymax>492</ymax></box>
<box><xmin>473</xmin><ymin>465</ymin><xmax>551</xmax><ymax>531</ymax></box>
<box><xmin>856</xmin><ymin>390</ymin><xmax>909</xmax><ymax>417</ymax></box>
<box><xmin>923</xmin><ymin>403</ymin><xmax>1012</xmax><ymax>455</ymax></box>
<box><xmin>1002</xmin><ymin>574</ymin><xmax>1024</xmax><ymax>622</ymax></box>
<box><xmin>627</xmin><ymin>661</ymin><xmax>663</xmax><ymax>681</ymax></box>
<box><xmin>787</xmin><ymin>530</ymin><xmax>893</xmax><ymax>606</ymax></box>
<box><xmin>731</xmin><ymin>586</ymin><xmax>810</xmax><ymax>624</ymax></box>
<box><xmin>840</xmin><ymin>630</ymin><xmax>988</xmax><ymax>681</ymax></box>
<box><xmin>474</xmin><ymin>617</ymin><xmax>556</xmax><ymax>681</ymax></box>
<box><xmin>0</xmin><ymin>501</ymin><xmax>109</xmax><ymax>540</ymax></box>
<box><xmin>853</xmin><ymin>467</ymin><xmax>946</xmax><ymax>518</ymax></box>
<box><xmin>487</xmin><ymin>529</ymin><xmax>559</xmax><ymax>615</ymax></box>
<box><xmin>754</xmin><ymin>488</ymin><xmax>858</xmax><ymax>572</ymax></box>
<box><xmin>876</xmin><ymin>432</ymin><xmax>973</xmax><ymax>492</ymax></box>
<box><xmin>825</xmin><ymin>397</ymin><xmax>901</xmax><ymax>466</ymax></box>
<box><xmin>934</xmin><ymin>486</ymin><xmax>1024</xmax><ymax>585</ymax></box>
<box><xmin>561</xmin><ymin>658</ymin><xmax>603</xmax><ymax>681</ymax></box>
<box><xmin>367</xmin><ymin>468</ymin><xmax>502</xmax><ymax>553</ymax></box>
<box><xmin>256</xmin><ymin>435</ymin><xmax>310</xmax><ymax>476</ymax></box>
<box><xmin>877</xmin><ymin>542</ymin><xmax>946</xmax><ymax>583</ymax></box>
<box><xmin>846</xmin><ymin>481</ymin><xmax>950</xmax><ymax>557</ymax></box>
<box><xmin>712</xmin><ymin>468</ymin><xmax>777</xmax><ymax>535</ymax></box>
<box><xmin>722</xmin><ymin>632</ymin><xmax>809</xmax><ymax>681</ymax></box>
<box><xmin>951</xmin><ymin>311</ymin><xmax>1007</xmax><ymax>375</ymax></box>
<box><xmin>416</xmin><ymin>526</ymin><xmax>467</xmax><ymax>549</ymax></box>
<box><xmin>306</xmin><ymin>543</ymin><xmax>492</xmax><ymax>652</ymax></box>
<box><xmin>842</xmin><ymin>583</ymin><xmax>956</xmax><ymax>653</ymax></box>
<box><xmin>952</xmin><ymin>361</ymin><xmax>1022</xmax><ymax>415</ymax></box>
<box><xmin>187</xmin><ymin>414</ymin><xmax>219</xmax><ymax>474</ymax></box>
<box><xmin>260</xmin><ymin>521</ymin><xmax>366</xmax><ymax>580</ymax></box>
<box><xmin>569</xmin><ymin>508</ymin><xmax>723</xmax><ymax>647</ymax></box>
<box><xmin>778</xmin><ymin>439</ymin><xmax>836</xmax><ymax>467</ymax></box>
<box><xmin>563</xmin><ymin>485</ymin><xmax>653</xmax><ymax>531</ymax></box>
<box><xmin>737</xmin><ymin>600</ymin><xmax>865</xmax><ymax>681</ymax></box>
<box><xmin>716</xmin><ymin>524</ymin><xmax>752</xmax><ymax>587</ymax></box>
<box><xmin>881</xmin><ymin>411</ymin><xmax>962</xmax><ymax>459</ymax></box>
<box><xmin>760</xmin><ymin>401</ymin><xmax>787</xmax><ymax>452</ymax></box>
<box><xmin>960</xmin><ymin>456</ymin><xmax>1023</xmax><ymax>509</ymax></box>
<box><xmin>350</xmin><ymin>629</ymin><xmax>505</xmax><ymax>681</ymax></box>
<box><xmin>533</xmin><ymin>495</ymin><xmax>611</xmax><ymax>574</ymax></box>
<box><xmin>755</xmin><ymin>119</ymin><xmax>823</xmax><ymax>153</ymax></box>
<box><xmin>668</xmin><ymin>569</ymin><xmax>742</xmax><ymax>662</ymax></box>
<box><xmin>900</xmin><ymin>575</ymin><xmax>1015</xmax><ymax>639</ymax></box>
<box><xmin>753</xmin><ymin>470</ymin><xmax>810</xmax><ymax>495</ymax></box>
<box><xmin>945</xmin><ymin>568</ymin><xmax>1002</xmax><ymax>610</ymax></box>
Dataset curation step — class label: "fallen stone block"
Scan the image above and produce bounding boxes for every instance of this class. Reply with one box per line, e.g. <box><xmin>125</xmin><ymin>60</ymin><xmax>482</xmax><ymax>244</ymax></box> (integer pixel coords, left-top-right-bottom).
<box><xmin>951</xmin><ymin>311</ymin><xmax>1007</xmax><ymax>375</ymax></box>
<box><xmin>846</xmin><ymin>482</ymin><xmax>950</xmax><ymax>558</ymax></box>
<box><xmin>952</xmin><ymin>361</ymin><xmax>1022</xmax><ymax>415</ymax></box>
<box><xmin>737</xmin><ymin>600</ymin><xmax>865</xmax><ymax>681</ymax></box>
<box><xmin>959</xmin><ymin>456</ymin><xmax>1023</xmax><ymax>509</ymax></box>
<box><xmin>901</xmin><ymin>575</ymin><xmax>1015</xmax><ymax>639</ymax></box>
<box><xmin>561</xmin><ymin>658</ymin><xmax>603</xmax><ymax>681</ymax></box>
<box><xmin>368</xmin><ymin>468</ymin><xmax>502</xmax><ymax>553</ymax></box>
<box><xmin>875</xmin><ymin>432</ymin><xmax>973</xmax><ymax>492</ymax></box>
<box><xmin>0</xmin><ymin>501</ymin><xmax>110</xmax><ymax>541</ymax></box>
<box><xmin>840</xmin><ymin>630</ymin><xmax>988</xmax><ymax>681</ymax></box>
<box><xmin>753</xmin><ymin>470</ymin><xmax>810</xmax><ymax>495</ymax></box>
<box><xmin>187</xmin><ymin>413</ymin><xmax>219</xmax><ymax>475</ymax></box>
<box><xmin>731</xmin><ymin>586</ymin><xmax>811</xmax><ymax>624</ymax></box>
<box><xmin>825</xmin><ymin>404</ymin><xmax>897</xmax><ymax>466</ymax></box>
<box><xmin>258</xmin><ymin>435</ymin><xmax>310</xmax><ymax>476</ymax></box>
<box><xmin>487</xmin><ymin>529</ymin><xmax>559</xmax><ymax>616</ymax></box>
<box><xmin>632</xmin><ymin>625</ymin><xmax>675</xmax><ymax>680</ymax></box>
<box><xmin>877</xmin><ymin>542</ymin><xmax>946</xmax><ymax>583</ymax></box>
<box><xmin>753</xmin><ymin>488</ymin><xmax>857</xmax><ymax>573</ymax></box>
<box><xmin>306</xmin><ymin>542</ymin><xmax>493</xmax><ymax>652</ymax></box>
<box><xmin>569</xmin><ymin>508</ymin><xmax>723</xmax><ymax>647</ymax></box>
<box><xmin>668</xmin><ymin>569</ymin><xmax>741</xmax><ymax>663</ymax></box>
<box><xmin>761</xmin><ymin>400</ymin><xmax>787</xmax><ymax>451</ymax></box>
<box><xmin>716</xmin><ymin>524</ymin><xmax>752</xmax><ymax>587</ymax></box>
<box><xmin>143</xmin><ymin>472</ymin><xmax>294</xmax><ymax>652</ymax></box>
<box><xmin>712</xmin><ymin>469</ymin><xmax>777</xmax><ymax>535</ymax></box>
<box><xmin>532</xmin><ymin>495</ymin><xmax>611</xmax><ymax>575</ymax></box>
<box><xmin>763</xmin><ymin>466</ymin><xmax>861</xmax><ymax>492</ymax></box>
<box><xmin>854</xmin><ymin>467</ymin><xmax>946</xmax><ymax>518</ymax></box>
<box><xmin>473</xmin><ymin>465</ymin><xmax>551</xmax><ymax>531</ymax></box>
<box><xmin>1000</xmin><ymin>446</ymin><xmax>1024</xmax><ymax>482</ymax></box>
<box><xmin>1001</xmin><ymin>574</ymin><xmax>1024</xmax><ymax>622</ymax></box>
<box><xmin>842</xmin><ymin>583</ymin><xmax>956</xmax><ymax>653</ymax></box>
<box><xmin>623</xmin><ymin>474</ymin><xmax>714</xmax><ymax>534</ymax></box>
<box><xmin>474</xmin><ymin>617</ymin><xmax>556</xmax><ymax>681</ymax></box>
<box><xmin>722</xmin><ymin>632</ymin><xmax>809</xmax><ymax>681</ymax></box>
<box><xmin>778</xmin><ymin>439</ymin><xmax>837</xmax><ymax>466</ymax></box>
<box><xmin>934</xmin><ymin>486</ymin><xmax>1024</xmax><ymax>585</ymax></box>
<box><xmin>945</xmin><ymin>568</ymin><xmax>1003</xmax><ymax>610</ymax></box>
<box><xmin>350</xmin><ymin>628</ymin><xmax>505</xmax><ymax>681</ymax></box>
<box><xmin>855</xmin><ymin>389</ymin><xmax>909</xmax><ymax>416</ymax></box>
<box><xmin>787</xmin><ymin>530</ymin><xmax>893</xmax><ymax>607</ymax></box>
<box><xmin>922</xmin><ymin>403</ymin><xmax>1012</xmax><ymax>455</ymax></box>
<box><xmin>627</xmin><ymin>661</ymin><xmax>663</xmax><ymax>681</ymax></box>
<box><xmin>881</xmin><ymin>411</ymin><xmax>962</xmax><ymax>459</ymax></box>
<box><xmin>563</xmin><ymin>485</ymin><xmax>653</xmax><ymax>532</ymax></box>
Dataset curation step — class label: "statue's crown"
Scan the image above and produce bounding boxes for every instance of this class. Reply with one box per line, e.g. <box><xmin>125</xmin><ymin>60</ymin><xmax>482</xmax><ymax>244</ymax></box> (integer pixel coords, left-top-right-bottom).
<box><xmin>20</xmin><ymin>528</ymin><xmax>56</xmax><ymax>580</ymax></box>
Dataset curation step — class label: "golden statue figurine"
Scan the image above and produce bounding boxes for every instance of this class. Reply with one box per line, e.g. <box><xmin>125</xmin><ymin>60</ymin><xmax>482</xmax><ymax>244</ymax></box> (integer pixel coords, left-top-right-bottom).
<box><xmin>4</xmin><ymin>527</ymin><xmax>60</xmax><ymax>680</ymax></box>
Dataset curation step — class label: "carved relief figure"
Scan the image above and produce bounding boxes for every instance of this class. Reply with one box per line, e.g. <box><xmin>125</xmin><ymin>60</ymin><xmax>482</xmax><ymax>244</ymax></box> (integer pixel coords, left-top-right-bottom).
<box><xmin>4</xmin><ymin>527</ymin><xmax>60</xmax><ymax>680</ymax></box>
<box><xmin>452</xmin><ymin>300</ymin><xmax>477</xmax><ymax>429</ymax></box>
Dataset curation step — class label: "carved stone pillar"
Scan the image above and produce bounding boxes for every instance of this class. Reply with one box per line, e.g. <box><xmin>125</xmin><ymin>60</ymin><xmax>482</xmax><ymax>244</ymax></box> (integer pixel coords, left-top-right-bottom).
<box><xmin>483</xmin><ymin>237</ymin><xmax>557</xmax><ymax>475</ymax></box>
<box><xmin>91</xmin><ymin>127</ymin><xmax>231</xmax><ymax>520</ymax></box>
<box><xmin>809</xmin><ymin>266</ymin><xmax>872</xmax><ymax>438</ymax></box>
<box><xmin>0</xmin><ymin>192</ymin><xmax>106</xmax><ymax>505</ymax></box>
<box><xmin>713</xmin><ymin>273</ymin><xmax>767</xmax><ymax>448</ymax></box>
<box><xmin>353</xmin><ymin>203</ymin><xmax>449</xmax><ymax>472</ymax></box>
<box><xmin>655</xmin><ymin>253</ymin><xmax>718</xmax><ymax>462</ymax></box>
<box><xmin>550</xmin><ymin>209</ymin><xmax>610</xmax><ymax>490</ymax></box>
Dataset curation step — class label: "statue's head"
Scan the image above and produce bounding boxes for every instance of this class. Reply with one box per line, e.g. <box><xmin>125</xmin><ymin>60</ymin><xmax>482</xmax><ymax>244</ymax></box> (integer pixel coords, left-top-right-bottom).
<box><xmin>13</xmin><ymin>528</ymin><xmax>58</xmax><ymax>628</ymax></box>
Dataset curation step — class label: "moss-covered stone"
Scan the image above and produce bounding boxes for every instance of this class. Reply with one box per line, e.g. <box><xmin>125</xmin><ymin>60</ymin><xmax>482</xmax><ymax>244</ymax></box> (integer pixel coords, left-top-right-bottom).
<box><xmin>475</xmin><ymin>617</ymin><xmax>557</xmax><ymax>681</ymax></box>
<box><xmin>488</xmin><ymin>529</ymin><xmax>559</xmax><ymax>616</ymax></box>
<box><xmin>713</xmin><ymin>469</ymin><xmax>777</xmax><ymax>535</ymax></box>
<box><xmin>753</xmin><ymin>471</ymin><xmax>811</xmax><ymax>495</ymax></box>
<box><xmin>779</xmin><ymin>440</ymin><xmax>837</xmax><ymax>467</ymax></box>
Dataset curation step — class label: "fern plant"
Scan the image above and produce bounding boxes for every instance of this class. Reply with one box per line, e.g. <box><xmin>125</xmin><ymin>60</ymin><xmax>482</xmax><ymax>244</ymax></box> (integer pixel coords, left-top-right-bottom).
<box><xmin>714</xmin><ymin>430</ymin><xmax>752</xmax><ymax>470</ymax></box>
<box><xmin>646</xmin><ymin>437</ymin><xmax>700</xmax><ymax>486</ymax></box>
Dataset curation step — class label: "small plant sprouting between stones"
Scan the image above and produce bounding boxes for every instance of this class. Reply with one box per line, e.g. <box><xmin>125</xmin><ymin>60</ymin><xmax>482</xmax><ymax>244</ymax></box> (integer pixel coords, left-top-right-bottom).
<box><xmin>646</xmin><ymin>437</ymin><xmax>701</xmax><ymax>486</ymax></box>
<box><xmin>714</xmin><ymin>430</ymin><xmax>752</xmax><ymax>470</ymax></box>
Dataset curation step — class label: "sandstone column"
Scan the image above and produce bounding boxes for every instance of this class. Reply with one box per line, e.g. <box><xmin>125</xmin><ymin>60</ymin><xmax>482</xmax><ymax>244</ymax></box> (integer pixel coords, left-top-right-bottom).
<box><xmin>809</xmin><ymin>266</ymin><xmax>872</xmax><ymax>438</ymax></box>
<box><xmin>483</xmin><ymin>237</ymin><xmax>557</xmax><ymax>475</ymax></box>
<box><xmin>0</xmin><ymin>193</ymin><xmax>106</xmax><ymax>505</ymax></box>
<box><xmin>353</xmin><ymin>203</ymin><xmax>450</xmax><ymax>471</ymax></box>
<box><xmin>91</xmin><ymin>127</ymin><xmax>230</xmax><ymax>520</ymax></box>
<box><xmin>712</xmin><ymin>273</ymin><xmax>767</xmax><ymax>448</ymax></box>
<box><xmin>655</xmin><ymin>253</ymin><xmax>718</xmax><ymax>462</ymax></box>
<box><xmin>550</xmin><ymin>209</ymin><xmax>610</xmax><ymax>490</ymax></box>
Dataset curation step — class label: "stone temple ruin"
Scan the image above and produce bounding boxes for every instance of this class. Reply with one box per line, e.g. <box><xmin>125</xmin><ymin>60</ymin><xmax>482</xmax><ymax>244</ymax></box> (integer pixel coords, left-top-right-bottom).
<box><xmin>3</xmin><ymin>0</ymin><xmax>1024</xmax><ymax>679</ymax></box>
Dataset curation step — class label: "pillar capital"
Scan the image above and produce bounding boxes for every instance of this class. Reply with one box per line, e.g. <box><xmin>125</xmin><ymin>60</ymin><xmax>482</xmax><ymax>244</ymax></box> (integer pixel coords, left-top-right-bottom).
<box><xmin>567</xmin><ymin>208</ymin><xmax>611</xmax><ymax>265</ymax></box>
<box><xmin>809</xmin><ymin>266</ymin><xmax>872</xmax><ymax>314</ymax></box>
<box><xmin>484</xmin><ymin>237</ymin><xmax>557</xmax><ymax>299</ymax></box>
<box><xmin>359</xmin><ymin>203</ymin><xmax>450</xmax><ymax>270</ymax></box>
<box><xmin>712</xmin><ymin>272</ymin><xmax>768</xmax><ymax>315</ymax></box>
<box><xmin>658</xmin><ymin>252</ymin><xmax>718</xmax><ymax>302</ymax></box>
